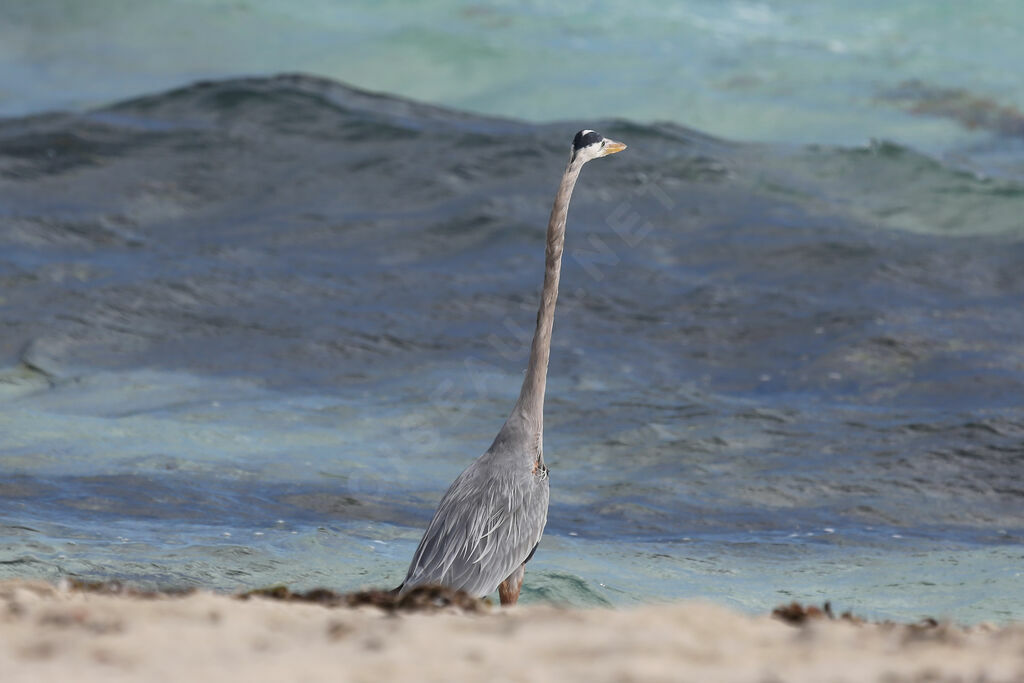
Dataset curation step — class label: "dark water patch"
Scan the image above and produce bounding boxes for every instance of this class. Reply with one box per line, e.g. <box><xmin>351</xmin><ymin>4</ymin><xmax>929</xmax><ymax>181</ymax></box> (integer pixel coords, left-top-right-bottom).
<box><xmin>4</xmin><ymin>215</ymin><xmax>145</xmax><ymax>249</ymax></box>
<box><xmin>0</xmin><ymin>555</ymin><xmax>44</xmax><ymax>566</ymax></box>
<box><xmin>524</xmin><ymin>570</ymin><xmax>613</xmax><ymax>607</ymax></box>
<box><xmin>880</xmin><ymin>80</ymin><xmax>1024</xmax><ymax>138</ymax></box>
<box><xmin>0</xmin><ymin>471</ymin><xmax>427</xmax><ymax>532</ymax></box>
<box><xmin>0</xmin><ymin>476</ymin><xmax>51</xmax><ymax>500</ymax></box>
<box><xmin>276</xmin><ymin>490</ymin><xmax>426</xmax><ymax>528</ymax></box>
<box><xmin>777</xmin><ymin>141</ymin><xmax>1024</xmax><ymax>235</ymax></box>
<box><xmin>0</xmin><ymin>473</ymin><xmax>278</xmax><ymax>525</ymax></box>
<box><xmin>0</xmin><ymin>118</ymin><xmax>166</xmax><ymax>180</ymax></box>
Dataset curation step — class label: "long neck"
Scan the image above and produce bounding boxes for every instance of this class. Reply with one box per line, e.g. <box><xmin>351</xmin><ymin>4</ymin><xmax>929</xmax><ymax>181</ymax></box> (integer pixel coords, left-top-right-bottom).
<box><xmin>510</xmin><ymin>157</ymin><xmax>583</xmax><ymax>443</ymax></box>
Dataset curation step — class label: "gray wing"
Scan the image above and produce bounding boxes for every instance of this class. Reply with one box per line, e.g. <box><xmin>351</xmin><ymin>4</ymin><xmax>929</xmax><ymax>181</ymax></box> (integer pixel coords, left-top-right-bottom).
<box><xmin>401</xmin><ymin>457</ymin><xmax>549</xmax><ymax>598</ymax></box>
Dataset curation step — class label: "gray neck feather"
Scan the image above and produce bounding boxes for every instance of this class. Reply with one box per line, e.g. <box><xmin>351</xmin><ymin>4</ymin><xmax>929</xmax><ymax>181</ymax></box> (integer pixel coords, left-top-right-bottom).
<box><xmin>500</xmin><ymin>155</ymin><xmax>583</xmax><ymax>459</ymax></box>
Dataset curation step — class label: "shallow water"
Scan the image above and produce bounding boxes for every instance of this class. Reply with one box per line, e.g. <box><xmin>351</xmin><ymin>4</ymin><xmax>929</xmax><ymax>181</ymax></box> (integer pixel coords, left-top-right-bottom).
<box><xmin>0</xmin><ymin>75</ymin><xmax>1022</xmax><ymax>623</ymax></box>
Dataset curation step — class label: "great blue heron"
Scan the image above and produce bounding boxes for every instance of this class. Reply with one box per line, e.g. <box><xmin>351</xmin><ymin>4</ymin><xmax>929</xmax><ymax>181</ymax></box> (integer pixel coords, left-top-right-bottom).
<box><xmin>399</xmin><ymin>130</ymin><xmax>627</xmax><ymax>605</ymax></box>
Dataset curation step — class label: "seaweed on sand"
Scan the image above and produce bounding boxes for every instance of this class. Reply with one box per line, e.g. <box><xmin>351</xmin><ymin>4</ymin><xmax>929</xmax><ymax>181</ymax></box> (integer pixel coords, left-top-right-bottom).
<box><xmin>238</xmin><ymin>583</ymin><xmax>490</xmax><ymax>613</ymax></box>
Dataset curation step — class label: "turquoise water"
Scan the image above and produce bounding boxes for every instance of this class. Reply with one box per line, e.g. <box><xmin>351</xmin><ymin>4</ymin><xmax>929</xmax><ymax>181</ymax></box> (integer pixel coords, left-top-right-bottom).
<box><xmin>4</xmin><ymin>0</ymin><xmax>1024</xmax><ymax>157</ymax></box>
<box><xmin>1</xmin><ymin>4</ymin><xmax>1023</xmax><ymax>624</ymax></box>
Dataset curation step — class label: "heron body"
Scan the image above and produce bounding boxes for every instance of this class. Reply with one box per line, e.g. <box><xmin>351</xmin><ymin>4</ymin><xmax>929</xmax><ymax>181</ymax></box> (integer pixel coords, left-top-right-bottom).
<box><xmin>400</xmin><ymin>130</ymin><xmax>626</xmax><ymax>605</ymax></box>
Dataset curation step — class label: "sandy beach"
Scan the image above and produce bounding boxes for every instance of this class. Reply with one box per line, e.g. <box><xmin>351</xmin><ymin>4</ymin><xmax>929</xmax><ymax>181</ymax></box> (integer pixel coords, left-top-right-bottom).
<box><xmin>1</xmin><ymin>580</ymin><xmax>1021</xmax><ymax>683</ymax></box>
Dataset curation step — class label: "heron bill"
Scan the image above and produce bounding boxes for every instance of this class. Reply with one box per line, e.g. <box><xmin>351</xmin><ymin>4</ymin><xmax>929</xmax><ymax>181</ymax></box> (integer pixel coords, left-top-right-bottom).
<box><xmin>602</xmin><ymin>140</ymin><xmax>627</xmax><ymax>156</ymax></box>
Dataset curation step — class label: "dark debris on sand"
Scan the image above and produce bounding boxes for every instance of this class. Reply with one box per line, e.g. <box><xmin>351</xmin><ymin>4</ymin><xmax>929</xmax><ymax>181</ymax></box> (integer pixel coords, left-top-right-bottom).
<box><xmin>66</xmin><ymin>581</ymin><xmax>947</xmax><ymax>627</ymax></box>
<box><xmin>66</xmin><ymin>578</ymin><xmax>197</xmax><ymax>599</ymax></box>
<box><xmin>773</xmin><ymin>601</ymin><xmax>943</xmax><ymax>633</ymax></box>
<box><xmin>66</xmin><ymin>578</ymin><xmax>486</xmax><ymax>613</ymax></box>
<box><xmin>772</xmin><ymin>601</ymin><xmax>860</xmax><ymax>625</ymax></box>
<box><xmin>238</xmin><ymin>584</ymin><xmax>490</xmax><ymax>613</ymax></box>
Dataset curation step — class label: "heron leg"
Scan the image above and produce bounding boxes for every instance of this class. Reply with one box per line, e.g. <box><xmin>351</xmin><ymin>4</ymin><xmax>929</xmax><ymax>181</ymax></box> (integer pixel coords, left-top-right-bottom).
<box><xmin>498</xmin><ymin>564</ymin><xmax>525</xmax><ymax>606</ymax></box>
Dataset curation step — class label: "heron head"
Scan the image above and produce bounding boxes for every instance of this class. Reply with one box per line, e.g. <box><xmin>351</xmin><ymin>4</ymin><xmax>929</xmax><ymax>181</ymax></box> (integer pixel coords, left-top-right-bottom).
<box><xmin>570</xmin><ymin>129</ymin><xmax>627</xmax><ymax>164</ymax></box>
